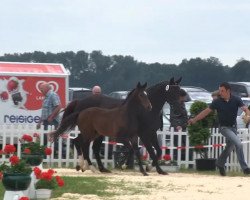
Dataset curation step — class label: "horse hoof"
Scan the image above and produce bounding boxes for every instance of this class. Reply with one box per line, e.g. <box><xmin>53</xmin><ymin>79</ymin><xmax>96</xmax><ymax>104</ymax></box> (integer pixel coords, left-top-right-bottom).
<box><xmin>121</xmin><ymin>164</ymin><xmax>127</xmax><ymax>170</ymax></box>
<box><xmin>146</xmin><ymin>165</ymin><xmax>153</xmax><ymax>172</ymax></box>
<box><xmin>89</xmin><ymin>165</ymin><xmax>98</xmax><ymax>173</ymax></box>
<box><xmin>158</xmin><ymin>171</ymin><xmax>168</xmax><ymax>175</ymax></box>
<box><xmin>142</xmin><ymin>172</ymin><xmax>149</xmax><ymax>176</ymax></box>
<box><xmin>100</xmin><ymin>168</ymin><xmax>111</xmax><ymax>173</ymax></box>
<box><xmin>76</xmin><ymin>165</ymin><xmax>81</xmax><ymax>171</ymax></box>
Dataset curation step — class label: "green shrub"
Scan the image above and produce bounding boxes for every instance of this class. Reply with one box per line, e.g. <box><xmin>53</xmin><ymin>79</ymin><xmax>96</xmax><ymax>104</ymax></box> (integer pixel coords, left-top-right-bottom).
<box><xmin>188</xmin><ymin>101</ymin><xmax>214</xmax><ymax>158</ymax></box>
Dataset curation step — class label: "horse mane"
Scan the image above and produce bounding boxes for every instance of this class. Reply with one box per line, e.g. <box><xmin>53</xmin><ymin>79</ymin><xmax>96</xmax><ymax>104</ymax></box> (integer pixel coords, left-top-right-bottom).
<box><xmin>121</xmin><ymin>89</ymin><xmax>135</xmax><ymax>105</ymax></box>
<box><xmin>146</xmin><ymin>80</ymin><xmax>169</xmax><ymax>94</ymax></box>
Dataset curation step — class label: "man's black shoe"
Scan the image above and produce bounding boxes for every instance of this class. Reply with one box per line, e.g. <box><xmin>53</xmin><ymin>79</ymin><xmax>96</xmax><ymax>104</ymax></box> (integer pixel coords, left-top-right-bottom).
<box><xmin>243</xmin><ymin>168</ymin><xmax>250</xmax><ymax>175</ymax></box>
<box><xmin>216</xmin><ymin>164</ymin><xmax>226</xmax><ymax>176</ymax></box>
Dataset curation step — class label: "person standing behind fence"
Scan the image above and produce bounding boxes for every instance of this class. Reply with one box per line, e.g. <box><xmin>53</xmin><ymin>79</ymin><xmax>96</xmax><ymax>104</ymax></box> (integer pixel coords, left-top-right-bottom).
<box><xmin>169</xmin><ymin>89</ymin><xmax>188</xmax><ymax>161</ymax></box>
<box><xmin>188</xmin><ymin>82</ymin><xmax>250</xmax><ymax>176</ymax></box>
<box><xmin>36</xmin><ymin>83</ymin><xmax>64</xmax><ymax>157</ymax></box>
<box><xmin>36</xmin><ymin>83</ymin><xmax>62</xmax><ymax>130</ymax></box>
<box><xmin>170</xmin><ymin>89</ymin><xmax>188</xmax><ymax>131</ymax></box>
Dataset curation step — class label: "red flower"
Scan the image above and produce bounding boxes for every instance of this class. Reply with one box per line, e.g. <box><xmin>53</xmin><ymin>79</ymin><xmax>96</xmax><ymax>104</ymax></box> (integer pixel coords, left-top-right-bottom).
<box><xmin>4</xmin><ymin>145</ymin><xmax>16</xmax><ymax>154</ymax></box>
<box><xmin>0</xmin><ymin>172</ymin><xmax>3</xmax><ymax>180</ymax></box>
<box><xmin>40</xmin><ymin>172</ymin><xmax>53</xmax><ymax>181</ymax></box>
<box><xmin>55</xmin><ymin>175</ymin><xmax>61</xmax><ymax>181</ymax></box>
<box><xmin>33</xmin><ymin>167</ymin><xmax>42</xmax><ymax>178</ymax></box>
<box><xmin>57</xmin><ymin>178</ymin><xmax>64</xmax><ymax>187</ymax></box>
<box><xmin>48</xmin><ymin>169</ymin><xmax>55</xmax><ymax>176</ymax></box>
<box><xmin>22</xmin><ymin>134</ymin><xmax>33</xmax><ymax>142</ymax></box>
<box><xmin>44</xmin><ymin>147</ymin><xmax>52</xmax><ymax>155</ymax></box>
<box><xmin>23</xmin><ymin>148</ymin><xmax>31</xmax><ymax>154</ymax></box>
<box><xmin>19</xmin><ymin>197</ymin><xmax>30</xmax><ymax>200</ymax></box>
<box><xmin>9</xmin><ymin>155</ymin><xmax>20</xmax><ymax>165</ymax></box>
<box><xmin>55</xmin><ymin>175</ymin><xmax>64</xmax><ymax>187</ymax></box>
<box><xmin>163</xmin><ymin>154</ymin><xmax>171</xmax><ymax>161</ymax></box>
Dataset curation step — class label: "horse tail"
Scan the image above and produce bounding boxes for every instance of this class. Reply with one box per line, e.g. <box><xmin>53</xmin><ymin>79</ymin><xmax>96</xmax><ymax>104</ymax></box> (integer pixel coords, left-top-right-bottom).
<box><xmin>50</xmin><ymin>111</ymin><xmax>80</xmax><ymax>140</ymax></box>
<box><xmin>61</xmin><ymin>100</ymin><xmax>78</xmax><ymax>121</ymax></box>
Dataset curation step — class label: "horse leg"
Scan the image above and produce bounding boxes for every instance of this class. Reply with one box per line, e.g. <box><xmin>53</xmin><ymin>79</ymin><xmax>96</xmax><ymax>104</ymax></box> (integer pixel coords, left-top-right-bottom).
<box><xmin>92</xmin><ymin>136</ymin><xmax>111</xmax><ymax>173</ymax></box>
<box><xmin>147</xmin><ymin>132</ymin><xmax>162</xmax><ymax>171</ymax></box>
<box><xmin>128</xmin><ymin>138</ymin><xmax>148</xmax><ymax>176</ymax></box>
<box><xmin>152</xmin><ymin>132</ymin><xmax>162</xmax><ymax>159</ymax></box>
<box><xmin>114</xmin><ymin>138</ymin><xmax>132</xmax><ymax>169</ymax></box>
<box><xmin>72</xmin><ymin>135</ymin><xmax>84</xmax><ymax>171</ymax></box>
<box><xmin>140</xmin><ymin>136</ymin><xmax>167</xmax><ymax>175</ymax></box>
<box><xmin>124</xmin><ymin>148</ymin><xmax>134</xmax><ymax>169</ymax></box>
<box><xmin>82</xmin><ymin>134</ymin><xmax>100</xmax><ymax>173</ymax></box>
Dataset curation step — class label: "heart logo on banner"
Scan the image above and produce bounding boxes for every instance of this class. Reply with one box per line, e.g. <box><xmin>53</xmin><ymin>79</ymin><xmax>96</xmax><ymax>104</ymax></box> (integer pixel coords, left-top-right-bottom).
<box><xmin>36</xmin><ymin>81</ymin><xmax>59</xmax><ymax>93</ymax></box>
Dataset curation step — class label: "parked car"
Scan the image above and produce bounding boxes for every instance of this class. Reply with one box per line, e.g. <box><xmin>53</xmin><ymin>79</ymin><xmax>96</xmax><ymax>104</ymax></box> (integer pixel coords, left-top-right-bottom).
<box><xmin>68</xmin><ymin>87</ymin><xmax>92</xmax><ymax>102</ymax></box>
<box><xmin>229</xmin><ymin>82</ymin><xmax>250</xmax><ymax>98</ymax></box>
<box><xmin>181</xmin><ymin>86</ymin><xmax>212</xmax><ymax>103</ymax></box>
<box><xmin>108</xmin><ymin>91</ymin><xmax>129</xmax><ymax>99</ymax></box>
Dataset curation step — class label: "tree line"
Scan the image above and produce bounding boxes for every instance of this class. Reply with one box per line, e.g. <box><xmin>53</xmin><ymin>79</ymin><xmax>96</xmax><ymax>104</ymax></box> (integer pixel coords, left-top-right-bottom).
<box><xmin>1</xmin><ymin>51</ymin><xmax>250</xmax><ymax>93</ymax></box>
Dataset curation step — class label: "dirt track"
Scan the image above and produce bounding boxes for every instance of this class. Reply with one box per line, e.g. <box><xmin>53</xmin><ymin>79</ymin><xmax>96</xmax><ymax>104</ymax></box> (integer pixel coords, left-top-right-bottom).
<box><xmin>51</xmin><ymin>169</ymin><xmax>250</xmax><ymax>200</ymax></box>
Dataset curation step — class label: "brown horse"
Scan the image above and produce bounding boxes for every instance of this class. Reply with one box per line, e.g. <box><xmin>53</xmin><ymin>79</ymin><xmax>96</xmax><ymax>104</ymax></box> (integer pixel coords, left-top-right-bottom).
<box><xmin>52</xmin><ymin>77</ymin><xmax>182</xmax><ymax>175</ymax></box>
<box><xmin>51</xmin><ymin>82</ymin><xmax>152</xmax><ymax>174</ymax></box>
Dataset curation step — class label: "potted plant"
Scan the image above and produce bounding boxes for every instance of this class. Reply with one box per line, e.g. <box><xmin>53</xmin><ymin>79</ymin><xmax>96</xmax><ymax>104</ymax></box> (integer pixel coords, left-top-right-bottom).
<box><xmin>20</xmin><ymin>133</ymin><xmax>52</xmax><ymax>166</ymax></box>
<box><xmin>188</xmin><ymin>101</ymin><xmax>216</xmax><ymax>170</ymax></box>
<box><xmin>0</xmin><ymin>144</ymin><xmax>32</xmax><ymax>191</ymax></box>
<box><xmin>33</xmin><ymin>167</ymin><xmax>64</xmax><ymax>199</ymax></box>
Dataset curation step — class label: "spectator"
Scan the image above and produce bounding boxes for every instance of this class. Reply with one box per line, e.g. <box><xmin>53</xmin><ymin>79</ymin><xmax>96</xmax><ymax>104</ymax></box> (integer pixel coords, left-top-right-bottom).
<box><xmin>169</xmin><ymin>89</ymin><xmax>188</xmax><ymax>161</ymax></box>
<box><xmin>36</xmin><ymin>83</ymin><xmax>65</xmax><ymax>158</ymax></box>
<box><xmin>189</xmin><ymin>82</ymin><xmax>250</xmax><ymax>176</ymax></box>
<box><xmin>170</xmin><ymin>89</ymin><xmax>188</xmax><ymax>131</ymax></box>
<box><xmin>92</xmin><ymin>85</ymin><xmax>101</xmax><ymax>95</ymax></box>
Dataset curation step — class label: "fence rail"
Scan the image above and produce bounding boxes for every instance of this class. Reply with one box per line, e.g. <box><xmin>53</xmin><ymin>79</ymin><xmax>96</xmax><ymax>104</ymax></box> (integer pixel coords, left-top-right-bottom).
<box><xmin>1</xmin><ymin>124</ymin><xmax>250</xmax><ymax>172</ymax></box>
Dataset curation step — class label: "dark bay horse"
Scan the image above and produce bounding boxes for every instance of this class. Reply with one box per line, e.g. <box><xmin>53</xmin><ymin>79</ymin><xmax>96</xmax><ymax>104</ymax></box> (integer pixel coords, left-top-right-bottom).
<box><xmin>50</xmin><ymin>83</ymin><xmax>152</xmax><ymax>173</ymax></box>
<box><xmin>52</xmin><ymin>77</ymin><xmax>181</xmax><ymax>175</ymax></box>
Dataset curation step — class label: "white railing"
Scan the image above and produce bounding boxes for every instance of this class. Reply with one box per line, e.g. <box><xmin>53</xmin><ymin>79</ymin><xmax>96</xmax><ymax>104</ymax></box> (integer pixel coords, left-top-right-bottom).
<box><xmin>1</xmin><ymin>124</ymin><xmax>250</xmax><ymax>172</ymax></box>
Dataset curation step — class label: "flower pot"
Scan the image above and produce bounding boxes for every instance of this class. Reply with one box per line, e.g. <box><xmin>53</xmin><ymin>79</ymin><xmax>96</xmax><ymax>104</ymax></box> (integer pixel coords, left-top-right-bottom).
<box><xmin>2</xmin><ymin>173</ymin><xmax>31</xmax><ymax>191</ymax></box>
<box><xmin>36</xmin><ymin>189</ymin><xmax>52</xmax><ymax>199</ymax></box>
<box><xmin>21</xmin><ymin>153</ymin><xmax>44</xmax><ymax>166</ymax></box>
<box><xmin>145</xmin><ymin>165</ymin><xmax>180</xmax><ymax>172</ymax></box>
<box><xmin>160</xmin><ymin>165</ymin><xmax>179</xmax><ymax>172</ymax></box>
<box><xmin>195</xmin><ymin>158</ymin><xmax>216</xmax><ymax>171</ymax></box>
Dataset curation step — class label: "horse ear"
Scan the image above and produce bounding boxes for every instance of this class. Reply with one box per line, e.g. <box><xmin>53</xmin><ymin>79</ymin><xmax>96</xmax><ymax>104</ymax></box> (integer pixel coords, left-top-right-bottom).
<box><xmin>137</xmin><ymin>82</ymin><xmax>142</xmax><ymax>88</ymax></box>
<box><xmin>175</xmin><ymin>77</ymin><xmax>182</xmax><ymax>85</ymax></box>
<box><xmin>141</xmin><ymin>82</ymin><xmax>147</xmax><ymax>89</ymax></box>
<box><xmin>169</xmin><ymin>77</ymin><xmax>175</xmax><ymax>85</ymax></box>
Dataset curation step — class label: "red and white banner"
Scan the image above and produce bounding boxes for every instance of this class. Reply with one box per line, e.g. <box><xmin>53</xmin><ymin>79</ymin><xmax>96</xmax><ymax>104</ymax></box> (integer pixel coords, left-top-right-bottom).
<box><xmin>0</xmin><ymin>76</ymin><xmax>66</xmax><ymax>124</ymax></box>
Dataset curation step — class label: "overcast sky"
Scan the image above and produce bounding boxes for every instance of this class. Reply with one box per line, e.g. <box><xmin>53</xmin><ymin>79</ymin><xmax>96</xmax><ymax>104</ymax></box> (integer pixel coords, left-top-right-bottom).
<box><xmin>1</xmin><ymin>0</ymin><xmax>250</xmax><ymax>66</ymax></box>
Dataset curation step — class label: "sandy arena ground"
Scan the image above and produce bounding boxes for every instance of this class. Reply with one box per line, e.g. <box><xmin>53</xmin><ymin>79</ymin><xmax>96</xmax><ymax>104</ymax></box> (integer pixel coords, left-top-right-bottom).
<box><xmin>51</xmin><ymin>168</ymin><xmax>250</xmax><ymax>200</ymax></box>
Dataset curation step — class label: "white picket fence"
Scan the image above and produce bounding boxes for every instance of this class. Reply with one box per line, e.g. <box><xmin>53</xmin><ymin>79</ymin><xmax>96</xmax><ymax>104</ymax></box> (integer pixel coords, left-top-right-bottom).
<box><xmin>1</xmin><ymin>124</ymin><xmax>250</xmax><ymax>172</ymax></box>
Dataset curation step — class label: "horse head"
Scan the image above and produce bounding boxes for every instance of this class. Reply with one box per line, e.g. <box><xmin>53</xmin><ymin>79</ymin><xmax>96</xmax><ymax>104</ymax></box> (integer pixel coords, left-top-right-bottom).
<box><xmin>126</xmin><ymin>82</ymin><xmax>152</xmax><ymax>111</ymax></box>
<box><xmin>165</xmin><ymin>77</ymin><xmax>182</xmax><ymax>104</ymax></box>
